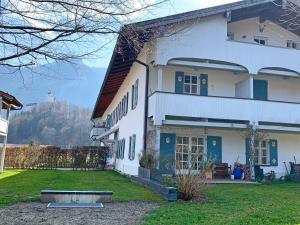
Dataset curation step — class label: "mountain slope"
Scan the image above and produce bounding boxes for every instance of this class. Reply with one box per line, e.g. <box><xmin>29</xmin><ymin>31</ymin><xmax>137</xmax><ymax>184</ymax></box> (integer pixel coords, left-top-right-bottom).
<box><xmin>8</xmin><ymin>101</ymin><xmax>92</xmax><ymax>147</ymax></box>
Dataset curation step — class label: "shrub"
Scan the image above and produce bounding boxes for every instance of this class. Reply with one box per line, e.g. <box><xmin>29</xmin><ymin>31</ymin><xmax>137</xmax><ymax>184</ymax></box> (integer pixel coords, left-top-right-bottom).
<box><xmin>176</xmin><ymin>160</ymin><xmax>208</xmax><ymax>202</ymax></box>
<box><xmin>138</xmin><ymin>149</ymin><xmax>157</xmax><ymax>170</ymax></box>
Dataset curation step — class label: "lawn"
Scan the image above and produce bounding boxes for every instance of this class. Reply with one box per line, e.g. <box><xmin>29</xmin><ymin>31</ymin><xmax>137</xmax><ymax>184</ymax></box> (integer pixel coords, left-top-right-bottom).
<box><xmin>0</xmin><ymin>169</ymin><xmax>163</xmax><ymax>206</ymax></box>
<box><xmin>145</xmin><ymin>182</ymin><xmax>300</xmax><ymax>225</ymax></box>
<box><xmin>2</xmin><ymin>170</ymin><xmax>300</xmax><ymax>225</ymax></box>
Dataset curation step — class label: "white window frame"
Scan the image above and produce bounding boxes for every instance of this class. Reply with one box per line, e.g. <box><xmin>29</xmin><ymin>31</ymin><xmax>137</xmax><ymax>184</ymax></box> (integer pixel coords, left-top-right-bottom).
<box><xmin>254</xmin><ymin>36</ymin><xmax>268</xmax><ymax>46</ymax></box>
<box><xmin>254</xmin><ymin>140</ymin><xmax>270</xmax><ymax>166</ymax></box>
<box><xmin>176</xmin><ymin>136</ymin><xmax>206</xmax><ymax>170</ymax></box>
<box><xmin>183</xmin><ymin>74</ymin><xmax>200</xmax><ymax>95</ymax></box>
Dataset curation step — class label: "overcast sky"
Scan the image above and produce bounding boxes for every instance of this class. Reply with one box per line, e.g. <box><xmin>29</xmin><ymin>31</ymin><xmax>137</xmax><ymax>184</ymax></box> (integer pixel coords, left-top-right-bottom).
<box><xmin>83</xmin><ymin>0</ymin><xmax>239</xmax><ymax>68</ymax></box>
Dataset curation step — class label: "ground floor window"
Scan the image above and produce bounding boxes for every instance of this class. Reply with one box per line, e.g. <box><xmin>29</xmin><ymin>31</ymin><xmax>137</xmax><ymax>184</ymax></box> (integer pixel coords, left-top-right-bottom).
<box><xmin>254</xmin><ymin>140</ymin><xmax>269</xmax><ymax>165</ymax></box>
<box><xmin>176</xmin><ymin>136</ymin><xmax>205</xmax><ymax>170</ymax></box>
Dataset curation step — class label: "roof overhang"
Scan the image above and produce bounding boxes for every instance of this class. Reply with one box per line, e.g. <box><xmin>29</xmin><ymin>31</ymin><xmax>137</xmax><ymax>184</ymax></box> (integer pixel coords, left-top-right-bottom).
<box><xmin>91</xmin><ymin>0</ymin><xmax>300</xmax><ymax>119</ymax></box>
<box><xmin>0</xmin><ymin>91</ymin><xmax>23</xmax><ymax>110</ymax></box>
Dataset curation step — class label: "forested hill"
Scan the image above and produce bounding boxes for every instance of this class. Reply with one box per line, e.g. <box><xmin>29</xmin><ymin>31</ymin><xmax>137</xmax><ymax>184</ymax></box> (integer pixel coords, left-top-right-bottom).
<box><xmin>8</xmin><ymin>101</ymin><xmax>92</xmax><ymax>147</ymax></box>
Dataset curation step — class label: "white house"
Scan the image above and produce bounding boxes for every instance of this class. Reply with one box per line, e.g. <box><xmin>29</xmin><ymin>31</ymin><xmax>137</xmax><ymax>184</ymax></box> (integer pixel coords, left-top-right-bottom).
<box><xmin>91</xmin><ymin>0</ymin><xmax>300</xmax><ymax>178</ymax></box>
<box><xmin>0</xmin><ymin>91</ymin><xmax>22</xmax><ymax>172</ymax></box>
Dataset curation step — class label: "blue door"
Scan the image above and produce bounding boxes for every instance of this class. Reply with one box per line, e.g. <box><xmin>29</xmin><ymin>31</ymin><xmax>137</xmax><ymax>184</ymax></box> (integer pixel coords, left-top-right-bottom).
<box><xmin>253</xmin><ymin>79</ymin><xmax>268</xmax><ymax>100</ymax></box>
<box><xmin>207</xmin><ymin>136</ymin><xmax>222</xmax><ymax>163</ymax></box>
<box><xmin>160</xmin><ymin>133</ymin><xmax>176</xmax><ymax>175</ymax></box>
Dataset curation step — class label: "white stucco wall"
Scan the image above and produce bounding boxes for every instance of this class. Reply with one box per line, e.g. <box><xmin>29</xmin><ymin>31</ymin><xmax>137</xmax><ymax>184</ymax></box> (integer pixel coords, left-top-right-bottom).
<box><xmin>159</xmin><ymin>65</ymin><xmax>248</xmax><ymax>97</ymax></box>
<box><xmin>101</xmin><ymin>51</ymin><xmax>148</xmax><ymax>175</ymax></box>
<box><xmin>161</xmin><ymin>126</ymin><xmax>300</xmax><ymax>178</ymax></box>
<box><xmin>228</xmin><ymin>17</ymin><xmax>300</xmax><ymax>48</ymax></box>
<box><xmin>254</xmin><ymin>75</ymin><xmax>300</xmax><ymax>102</ymax></box>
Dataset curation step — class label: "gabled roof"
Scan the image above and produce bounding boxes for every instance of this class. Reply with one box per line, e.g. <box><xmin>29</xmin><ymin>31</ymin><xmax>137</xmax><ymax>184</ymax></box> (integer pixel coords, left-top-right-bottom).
<box><xmin>0</xmin><ymin>91</ymin><xmax>23</xmax><ymax>110</ymax></box>
<box><xmin>92</xmin><ymin>0</ymin><xmax>299</xmax><ymax>119</ymax></box>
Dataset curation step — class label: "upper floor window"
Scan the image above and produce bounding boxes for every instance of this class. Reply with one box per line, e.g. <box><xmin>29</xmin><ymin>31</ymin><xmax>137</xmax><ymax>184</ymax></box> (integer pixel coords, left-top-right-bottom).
<box><xmin>287</xmin><ymin>40</ymin><xmax>297</xmax><ymax>49</ymax></box>
<box><xmin>254</xmin><ymin>140</ymin><xmax>269</xmax><ymax>166</ymax></box>
<box><xmin>227</xmin><ymin>32</ymin><xmax>234</xmax><ymax>41</ymax></box>
<box><xmin>254</xmin><ymin>36</ymin><xmax>267</xmax><ymax>46</ymax></box>
<box><xmin>184</xmin><ymin>75</ymin><xmax>199</xmax><ymax>95</ymax></box>
<box><xmin>131</xmin><ymin>79</ymin><xmax>139</xmax><ymax>109</ymax></box>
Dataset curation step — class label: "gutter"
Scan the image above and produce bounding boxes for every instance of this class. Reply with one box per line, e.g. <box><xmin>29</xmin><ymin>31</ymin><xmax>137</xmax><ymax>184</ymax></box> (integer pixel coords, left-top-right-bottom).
<box><xmin>135</xmin><ymin>60</ymin><xmax>149</xmax><ymax>152</ymax></box>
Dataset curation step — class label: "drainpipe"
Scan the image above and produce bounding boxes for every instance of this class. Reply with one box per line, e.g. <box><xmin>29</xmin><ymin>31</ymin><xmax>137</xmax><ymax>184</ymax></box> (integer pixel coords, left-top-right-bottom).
<box><xmin>135</xmin><ymin>60</ymin><xmax>149</xmax><ymax>152</ymax></box>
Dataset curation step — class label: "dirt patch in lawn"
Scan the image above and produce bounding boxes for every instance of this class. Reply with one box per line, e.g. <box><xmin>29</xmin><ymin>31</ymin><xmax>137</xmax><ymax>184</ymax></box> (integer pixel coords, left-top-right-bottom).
<box><xmin>0</xmin><ymin>202</ymin><xmax>160</xmax><ymax>225</ymax></box>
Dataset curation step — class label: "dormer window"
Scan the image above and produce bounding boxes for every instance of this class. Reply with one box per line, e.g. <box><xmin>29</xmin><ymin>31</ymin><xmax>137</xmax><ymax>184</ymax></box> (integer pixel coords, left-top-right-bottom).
<box><xmin>287</xmin><ymin>40</ymin><xmax>297</xmax><ymax>49</ymax></box>
<box><xmin>227</xmin><ymin>32</ymin><xmax>234</xmax><ymax>41</ymax></box>
<box><xmin>254</xmin><ymin>36</ymin><xmax>267</xmax><ymax>45</ymax></box>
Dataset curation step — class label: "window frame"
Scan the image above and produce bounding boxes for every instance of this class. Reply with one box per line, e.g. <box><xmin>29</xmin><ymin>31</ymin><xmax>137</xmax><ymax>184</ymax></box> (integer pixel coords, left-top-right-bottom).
<box><xmin>254</xmin><ymin>140</ymin><xmax>270</xmax><ymax>166</ymax></box>
<box><xmin>128</xmin><ymin>134</ymin><xmax>136</xmax><ymax>160</ymax></box>
<box><xmin>183</xmin><ymin>74</ymin><xmax>200</xmax><ymax>95</ymax></box>
<box><xmin>253</xmin><ymin>36</ymin><xmax>268</xmax><ymax>46</ymax></box>
<box><xmin>176</xmin><ymin>136</ymin><xmax>206</xmax><ymax>170</ymax></box>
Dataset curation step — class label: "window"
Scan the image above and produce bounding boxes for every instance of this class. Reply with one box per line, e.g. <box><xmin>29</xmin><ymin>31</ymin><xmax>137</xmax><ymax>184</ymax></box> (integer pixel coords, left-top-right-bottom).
<box><xmin>131</xmin><ymin>79</ymin><xmax>139</xmax><ymax>109</ymax></box>
<box><xmin>116</xmin><ymin>139</ymin><xmax>125</xmax><ymax>159</ymax></box>
<box><xmin>176</xmin><ymin>136</ymin><xmax>205</xmax><ymax>170</ymax></box>
<box><xmin>227</xmin><ymin>32</ymin><xmax>234</xmax><ymax>41</ymax></box>
<box><xmin>287</xmin><ymin>40</ymin><xmax>297</xmax><ymax>49</ymax></box>
<box><xmin>254</xmin><ymin>36</ymin><xmax>267</xmax><ymax>45</ymax></box>
<box><xmin>128</xmin><ymin>134</ymin><xmax>136</xmax><ymax>160</ymax></box>
<box><xmin>125</xmin><ymin>92</ymin><xmax>129</xmax><ymax>114</ymax></box>
<box><xmin>254</xmin><ymin>140</ymin><xmax>269</xmax><ymax>165</ymax></box>
<box><xmin>184</xmin><ymin>75</ymin><xmax>199</xmax><ymax>94</ymax></box>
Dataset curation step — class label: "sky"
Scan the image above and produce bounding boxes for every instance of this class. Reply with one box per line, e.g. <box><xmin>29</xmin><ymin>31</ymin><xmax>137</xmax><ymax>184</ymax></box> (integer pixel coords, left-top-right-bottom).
<box><xmin>83</xmin><ymin>0</ymin><xmax>239</xmax><ymax>68</ymax></box>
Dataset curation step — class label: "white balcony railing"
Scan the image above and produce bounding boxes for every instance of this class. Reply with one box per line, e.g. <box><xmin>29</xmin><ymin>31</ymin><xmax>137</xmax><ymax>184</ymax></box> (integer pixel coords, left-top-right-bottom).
<box><xmin>90</xmin><ymin>127</ymin><xmax>107</xmax><ymax>139</ymax></box>
<box><xmin>0</xmin><ymin>118</ymin><xmax>8</xmax><ymax>135</ymax></box>
<box><xmin>148</xmin><ymin>92</ymin><xmax>300</xmax><ymax>126</ymax></box>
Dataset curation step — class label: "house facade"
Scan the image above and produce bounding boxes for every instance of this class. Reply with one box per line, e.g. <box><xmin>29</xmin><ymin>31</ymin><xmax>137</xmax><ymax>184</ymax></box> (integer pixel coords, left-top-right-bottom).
<box><xmin>91</xmin><ymin>0</ymin><xmax>300</xmax><ymax>177</ymax></box>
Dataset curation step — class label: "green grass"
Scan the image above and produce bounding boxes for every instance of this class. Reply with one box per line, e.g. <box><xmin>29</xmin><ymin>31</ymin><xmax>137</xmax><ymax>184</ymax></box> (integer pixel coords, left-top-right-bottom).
<box><xmin>3</xmin><ymin>170</ymin><xmax>300</xmax><ymax>224</ymax></box>
<box><xmin>145</xmin><ymin>182</ymin><xmax>300</xmax><ymax>225</ymax></box>
<box><xmin>0</xmin><ymin>169</ymin><xmax>163</xmax><ymax>206</ymax></box>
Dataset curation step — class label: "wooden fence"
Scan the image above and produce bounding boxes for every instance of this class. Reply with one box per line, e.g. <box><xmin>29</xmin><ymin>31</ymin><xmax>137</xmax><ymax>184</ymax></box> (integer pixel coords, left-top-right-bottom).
<box><xmin>5</xmin><ymin>145</ymin><xmax>109</xmax><ymax>170</ymax></box>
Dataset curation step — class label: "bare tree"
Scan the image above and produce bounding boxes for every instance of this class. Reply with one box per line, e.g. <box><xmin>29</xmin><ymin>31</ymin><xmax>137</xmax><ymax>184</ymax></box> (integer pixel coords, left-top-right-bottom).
<box><xmin>0</xmin><ymin>0</ymin><xmax>165</xmax><ymax>68</ymax></box>
<box><xmin>241</xmin><ymin>124</ymin><xmax>269</xmax><ymax>180</ymax></box>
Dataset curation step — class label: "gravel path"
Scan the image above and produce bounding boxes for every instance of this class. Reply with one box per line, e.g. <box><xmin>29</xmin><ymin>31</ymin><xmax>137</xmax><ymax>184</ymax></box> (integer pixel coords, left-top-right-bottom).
<box><xmin>0</xmin><ymin>202</ymin><xmax>160</xmax><ymax>225</ymax></box>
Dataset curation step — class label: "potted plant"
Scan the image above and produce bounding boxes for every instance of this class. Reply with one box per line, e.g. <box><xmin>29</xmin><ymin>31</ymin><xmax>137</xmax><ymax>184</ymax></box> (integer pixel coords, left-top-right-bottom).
<box><xmin>138</xmin><ymin>149</ymin><xmax>157</xmax><ymax>179</ymax></box>
<box><xmin>200</xmin><ymin>159</ymin><xmax>215</xmax><ymax>179</ymax></box>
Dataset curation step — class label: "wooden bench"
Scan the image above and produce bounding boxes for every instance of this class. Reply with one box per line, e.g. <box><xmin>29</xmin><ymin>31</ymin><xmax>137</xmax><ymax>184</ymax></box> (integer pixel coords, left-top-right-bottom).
<box><xmin>41</xmin><ymin>190</ymin><xmax>113</xmax><ymax>203</ymax></box>
<box><xmin>213</xmin><ymin>163</ymin><xmax>231</xmax><ymax>179</ymax></box>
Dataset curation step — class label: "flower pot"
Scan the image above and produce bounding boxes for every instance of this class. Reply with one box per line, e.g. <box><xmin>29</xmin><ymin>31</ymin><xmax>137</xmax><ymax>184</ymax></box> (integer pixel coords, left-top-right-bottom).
<box><xmin>204</xmin><ymin>170</ymin><xmax>213</xmax><ymax>179</ymax></box>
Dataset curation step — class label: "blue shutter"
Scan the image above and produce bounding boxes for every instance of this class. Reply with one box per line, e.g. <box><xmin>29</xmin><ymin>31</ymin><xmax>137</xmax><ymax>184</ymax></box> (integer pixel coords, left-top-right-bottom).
<box><xmin>175</xmin><ymin>71</ymin><xmax>184</xmax><ymax>94</ymax></box>
<box><xmin>245</xmin><ymin>138</ymin><xmax>250</xmax><ymax>166</ymax></box>
<box><xmin>200</xmin><ymin>74</ymin><xmax>208</xmax><ymax>96</ymax></box>
<box><xmin>160</xmin><ymin>133</ymin><xmax>176</xmax><ymax>175</ymax></box>
<box><xmin>253</xmin><ymin>79</ymin><xmax>268</xmax><ymax>100</ymax></box>
<box><xmin>207</xmin><ymin>136</ymin><xmax>222</xmax><ymax>163</ymax></box>
<box><xmin>132</xmin><ymin>135</ymin><xmax>136</xmax><ymax>160</ymax></box>
<box><xmin>128</xmin><ymin>136</ymin><xmax>132</xmax><ymax>160</ymax></box>
<box><xmin>269</xmin><ymin>139</ymin><xmax>278</xmax><ymax>166</ymax></box>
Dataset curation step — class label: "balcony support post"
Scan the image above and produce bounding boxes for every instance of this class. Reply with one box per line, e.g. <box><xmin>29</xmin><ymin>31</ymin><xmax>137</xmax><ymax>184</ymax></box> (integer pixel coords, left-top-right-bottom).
<box><xmin>155</xmin><ymin>126</ymin><xmax>161</xmax><ymax>169</ymax></box>
<box><xmin>249</xmin><ymin>75</ymin><xmax>254</xmax><ymax>99</ymax></box>
<box><xmin>157</xmin><ymin>66</ymin><xmax>163</xmax><ymax>91</ymax></box>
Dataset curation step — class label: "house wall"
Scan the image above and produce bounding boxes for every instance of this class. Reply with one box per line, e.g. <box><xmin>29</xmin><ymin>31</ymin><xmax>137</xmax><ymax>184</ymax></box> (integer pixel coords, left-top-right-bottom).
<box><xmin>152</xmin><ymin>15</ymin><xmax>300</xmax><ymax>74</ymax></box>
<box><xmin>160</xmin><ymin>65</ymin><xmax>248</xmax><ymax>97</ymax></box>
<box><xmin>101</xmin><ymin>50</ymin><xmax>148</xmax><ymax>175</ymax></box>
<box><xmin>228</xmin><ymin>17</ymin><xmax>300</xmax><ymax>48</ymax></box>
<box><xmin>254</xmin><ymin>75</ymin><xmax>300</xmax><ymax>102</ymax></box>
<box><xmin>160</xmin><ymin>126</ymin><xmax>300</xmax><ymax>178</ymax></box>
